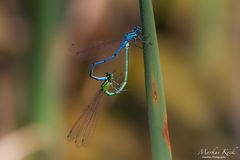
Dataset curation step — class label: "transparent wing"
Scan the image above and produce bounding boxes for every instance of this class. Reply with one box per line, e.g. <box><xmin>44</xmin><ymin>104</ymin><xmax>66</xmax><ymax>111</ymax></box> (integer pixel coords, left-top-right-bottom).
<box><xmin>70</xmin><ymin>38</ymin><xmax>124</xmax><ymax>62</ymax></box>
<box><xmin>67</xmin><ymin>89</ymin><xmax>104</xmax><ymax>147</ymax></box>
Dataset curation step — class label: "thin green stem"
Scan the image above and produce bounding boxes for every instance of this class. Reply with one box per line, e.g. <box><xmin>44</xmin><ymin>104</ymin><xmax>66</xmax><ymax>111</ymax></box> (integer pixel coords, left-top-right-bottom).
<box><xmin>139</xmin><ymin>0</ymin><xmax>172</xmax><ymax>160</ymax></box>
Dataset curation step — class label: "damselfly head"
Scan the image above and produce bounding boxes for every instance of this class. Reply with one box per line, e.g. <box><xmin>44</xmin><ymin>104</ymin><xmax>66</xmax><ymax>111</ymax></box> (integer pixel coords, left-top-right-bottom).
<box><xmin>105</xmin><ymin>72</ymin><xmax>113</xmax><ymax>80</ymax></box>
<box><xmin>133</xmin><ymin>26</ymin><xmax>142</xmax><ymax>34</ymax></box>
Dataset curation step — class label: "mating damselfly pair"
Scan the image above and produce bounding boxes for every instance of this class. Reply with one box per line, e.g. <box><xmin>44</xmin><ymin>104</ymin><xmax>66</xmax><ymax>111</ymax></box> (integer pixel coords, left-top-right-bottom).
<box><xmin>67</xmin><ymin>26</ymin><xmax>149</xmax><ymax>147</ymax></box>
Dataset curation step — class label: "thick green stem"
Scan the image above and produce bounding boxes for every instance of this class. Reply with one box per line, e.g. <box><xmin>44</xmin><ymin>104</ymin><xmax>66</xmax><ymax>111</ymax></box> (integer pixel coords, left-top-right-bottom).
<box><xmin>25</xmin><ymin>0</ymin><xmax>65</xmax><ymax>157</ymax></box>
<box><xmin>139</xmin><ymin>0</ymin><xmax>172</xmax><ymax>160</ymax></box>
<box><xmin>196</xmin><ymin>0</ymin><xmax>226</xmax><ymax>71</ymax></box>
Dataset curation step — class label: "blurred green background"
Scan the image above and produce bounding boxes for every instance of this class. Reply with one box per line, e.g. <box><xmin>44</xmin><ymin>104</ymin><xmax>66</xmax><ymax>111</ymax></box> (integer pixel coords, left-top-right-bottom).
<box><xmin>0</xmin><ymin>0</ymin><xmax>239</xmax><ymax>160</ymax></box>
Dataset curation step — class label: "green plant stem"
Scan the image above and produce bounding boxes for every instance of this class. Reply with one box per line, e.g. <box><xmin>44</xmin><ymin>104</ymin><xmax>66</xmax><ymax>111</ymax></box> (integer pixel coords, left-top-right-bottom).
<box><xmin>139</xmin><ymin>0</ymin><xmax>172</xmax><ymax>160</ymax></box>
<box><xmin>25</xmin><ymin>0</ymin><xmax>65</xmax><ymax>157</ymax></box>
<box><xmin>196</xmin><ymin>0</ymin><xmax>226</xmax><ymax>71</ymax></box>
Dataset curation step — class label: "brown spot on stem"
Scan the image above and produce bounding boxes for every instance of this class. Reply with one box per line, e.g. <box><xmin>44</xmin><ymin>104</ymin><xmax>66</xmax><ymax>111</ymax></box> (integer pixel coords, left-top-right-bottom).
<box><xmin>153</xmin><ymin>89</ymin><xmax>158</xmax><ymax>102</ymax></box>
<box><xmin>151</xmin><ymin>77</ymin><xmax>158</xmax><ymax>103</ymax></box>
<box><xmin>163</xmin><ymin>113</ymin><xmax>172</xmax><ymax>157</ymax></box>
